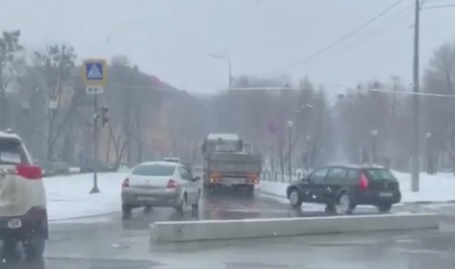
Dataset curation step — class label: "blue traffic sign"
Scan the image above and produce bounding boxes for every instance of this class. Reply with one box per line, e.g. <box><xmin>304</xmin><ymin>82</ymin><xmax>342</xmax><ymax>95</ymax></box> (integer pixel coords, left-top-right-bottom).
<box><xmin>82</xmin><ymin>59</ymin><xmax>107</xmax><ymax>86</ymax></box>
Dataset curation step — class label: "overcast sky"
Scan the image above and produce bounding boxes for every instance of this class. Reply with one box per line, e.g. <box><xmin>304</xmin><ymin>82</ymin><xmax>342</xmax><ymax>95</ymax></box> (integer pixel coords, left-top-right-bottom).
<box><xmin>1</xmin><ymin>0</ymin><xmax>454</xmax><ymax>94</ymax></box>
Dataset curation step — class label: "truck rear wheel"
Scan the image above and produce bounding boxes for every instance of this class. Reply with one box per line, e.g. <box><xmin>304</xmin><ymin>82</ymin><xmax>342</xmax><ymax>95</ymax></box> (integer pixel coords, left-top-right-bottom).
<box><xmin>245</xmin><ymin>185</ymin><xmax>255</xmax><ymax>197</ymax></box>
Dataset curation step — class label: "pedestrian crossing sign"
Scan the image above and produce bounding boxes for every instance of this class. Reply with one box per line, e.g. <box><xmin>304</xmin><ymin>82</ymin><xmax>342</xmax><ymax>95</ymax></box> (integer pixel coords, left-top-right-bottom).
<box><xmin>82</xmin><ymin>59</ymin><xmax>107</xmax><ymax>87</ymax></box>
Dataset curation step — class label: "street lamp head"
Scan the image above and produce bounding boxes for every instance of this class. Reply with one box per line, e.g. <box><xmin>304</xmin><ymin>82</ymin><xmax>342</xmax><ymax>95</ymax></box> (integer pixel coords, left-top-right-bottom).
<box><xmin>371</xmin><ymin>130</ymin><xmax>378</xmax><ymax>136</ymax></box>
<box><xmin>287</xmin><ymin>120</ymin><xmax>294</xmax><ymax>127</ymax></box>
<box><xmin>426</xmin><ymin>132</ymin><xmax>432</xmax><ymax>138</ymax></box>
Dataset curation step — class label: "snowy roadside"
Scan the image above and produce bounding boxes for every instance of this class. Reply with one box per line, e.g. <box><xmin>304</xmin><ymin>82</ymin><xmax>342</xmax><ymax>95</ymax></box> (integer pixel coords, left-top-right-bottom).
<box><xmin>258</xmin><ymin>171</ymin><xmax>455</xmax><ymax>204</ymax></box>
<box><xmin>44</xmin><ymin>172</ymin><xmax>128</xmax><ymax>221</ymax></box>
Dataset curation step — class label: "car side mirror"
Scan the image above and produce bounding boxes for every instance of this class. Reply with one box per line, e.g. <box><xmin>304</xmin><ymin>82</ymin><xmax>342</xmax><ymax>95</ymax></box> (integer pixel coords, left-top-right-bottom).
<box><xmin>193</xmin><ymin>176</ymin><xmax>201</xmax><ymax>182</ymax></box>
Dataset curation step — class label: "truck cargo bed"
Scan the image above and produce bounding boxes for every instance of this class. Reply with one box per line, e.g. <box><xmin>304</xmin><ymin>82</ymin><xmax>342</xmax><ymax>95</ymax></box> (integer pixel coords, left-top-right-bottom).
<box><xmin>204</xmin><ymin>152</ymin><xmax>262</xmax><ymax>174</ymax></box>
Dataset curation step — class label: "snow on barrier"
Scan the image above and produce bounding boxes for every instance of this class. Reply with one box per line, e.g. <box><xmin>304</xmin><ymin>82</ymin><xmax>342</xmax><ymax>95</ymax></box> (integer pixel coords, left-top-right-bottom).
<box><xmin>149</xmin><ymin>213</ymin><xmax>439</xmax><ymax>243</ymax></box>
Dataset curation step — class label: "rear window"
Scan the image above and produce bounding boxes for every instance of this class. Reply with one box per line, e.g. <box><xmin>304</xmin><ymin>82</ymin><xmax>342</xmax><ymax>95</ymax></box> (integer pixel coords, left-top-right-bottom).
<box><xmin>0</xmin><ymin>139</ymin><xmax>29</xmax><ymax>165</ymax></box>
<box><xmin>364</xmin><ymin>169</ymin><xmax>397</xmax><ymax>181</ymax></box>
<box><xmin>132</xmin><ymin>164</ymin><xmax>176</xmax><ymax>176</ymax></box>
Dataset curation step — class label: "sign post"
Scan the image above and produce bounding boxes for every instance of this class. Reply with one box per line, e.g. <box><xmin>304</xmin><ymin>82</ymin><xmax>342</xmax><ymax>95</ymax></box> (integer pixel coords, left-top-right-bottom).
<box><xmin>82</xmin><ymin>59</ymin><xmax>108</xmax><ymax>194</ymax></box>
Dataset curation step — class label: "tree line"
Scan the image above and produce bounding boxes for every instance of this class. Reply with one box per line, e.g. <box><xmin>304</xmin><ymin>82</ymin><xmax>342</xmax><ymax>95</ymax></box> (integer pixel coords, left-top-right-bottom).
<box><xmin>2</xmin><ymin>29</ymin><xmax>455</xmax><ymax>174</ymax></box>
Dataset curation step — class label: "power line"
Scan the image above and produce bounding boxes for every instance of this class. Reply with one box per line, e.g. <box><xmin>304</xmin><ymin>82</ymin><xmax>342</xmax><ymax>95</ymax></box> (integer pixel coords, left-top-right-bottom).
<box><xmin>369</xmin><ymin>88</ymin><xmax>455</xmax><ymax>97</ymax></box>
<box><xmin>284</xmin><ymin>6</ymin><xmax>413</xmax><ymax>72</ymax></box>
<box><xmin>282</xmin><ymin>0</ymin><xmax>404</xmax><ymax>72</ymax></box>
<box><xmin>422</xmin><ymin>3</ymin><xmax>455</xmax><ymax>9</ymax></box>
<box><xmin>337</xmin><ymin>8</ymin><xmax>413</xmax><ymax>51</ymax></box>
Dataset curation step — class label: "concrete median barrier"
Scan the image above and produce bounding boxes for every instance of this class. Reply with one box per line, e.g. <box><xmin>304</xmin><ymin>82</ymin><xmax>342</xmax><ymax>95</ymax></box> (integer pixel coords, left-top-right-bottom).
<box><xmin>149</xmin><ymin>213</ymin><xmax>439</xmax><ymax>243</ymax></box>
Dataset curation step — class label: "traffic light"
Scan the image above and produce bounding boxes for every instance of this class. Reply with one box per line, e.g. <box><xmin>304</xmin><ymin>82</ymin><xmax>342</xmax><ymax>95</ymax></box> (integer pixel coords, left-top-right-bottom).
<box><xmin>101</xmin><ymin>106</ymin><xmax>108</xmax><ymax>127</ymax></box>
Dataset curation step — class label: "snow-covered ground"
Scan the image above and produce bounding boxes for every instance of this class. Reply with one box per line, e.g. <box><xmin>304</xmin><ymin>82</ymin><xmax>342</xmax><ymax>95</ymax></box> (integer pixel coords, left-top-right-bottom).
<box><xmin>44</xmin><ymin>172</ymin><xmax>128</xmax><ymax>221</ymax></box>
<box><xmin>258</xmin><ymin>171</ymin><xmax>455</xmax><ymax>204</ymax></box>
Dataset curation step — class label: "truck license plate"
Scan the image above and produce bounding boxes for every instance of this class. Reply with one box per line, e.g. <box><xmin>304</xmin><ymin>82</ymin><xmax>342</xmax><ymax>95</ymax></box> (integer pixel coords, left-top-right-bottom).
<box><xmin>138</xmin><ymin>196</ymin><xmax>156</xmax><ymax>201</ymax></box>
<box><xmin>224</xmin><ymin>178</ymin><xmax>244</xmax><ymax>184</ymax></box>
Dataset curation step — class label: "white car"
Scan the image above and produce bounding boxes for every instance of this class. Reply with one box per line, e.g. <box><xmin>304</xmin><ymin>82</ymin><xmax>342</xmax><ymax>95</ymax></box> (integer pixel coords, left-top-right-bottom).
<box><xmin>0</xmin><ymin>130</ymin><xmax>47</xmax><ymax>258</ymax></box>
<box><xmin>121</xmin><ymin>161</ymin><xmax>202</xmax><ymax>219</ymax></box>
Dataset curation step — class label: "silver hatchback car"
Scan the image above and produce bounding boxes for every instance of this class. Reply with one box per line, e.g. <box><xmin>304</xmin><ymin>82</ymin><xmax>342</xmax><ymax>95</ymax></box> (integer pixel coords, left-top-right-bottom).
<box><xmin>121</xmin><ymin>161</ymin><xmax>201</xmax><ymax>219</ymax></box>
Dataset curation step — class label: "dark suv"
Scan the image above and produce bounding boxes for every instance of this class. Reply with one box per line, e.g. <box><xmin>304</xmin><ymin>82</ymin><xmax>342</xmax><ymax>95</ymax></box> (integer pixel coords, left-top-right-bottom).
<box><xmin>286</xmin><ymin>165</ymin><xmax>401</xmax><ymax>214</ymax></box>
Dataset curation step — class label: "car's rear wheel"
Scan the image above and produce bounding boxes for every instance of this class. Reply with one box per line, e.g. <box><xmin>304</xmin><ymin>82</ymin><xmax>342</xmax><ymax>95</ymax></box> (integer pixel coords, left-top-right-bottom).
<box><xmin>192</xmin><ymin>190</ymin><xmax>201</xmax><ymax>210</ymax></box>
<box><xmin>377</xmin><ymin>203</ymin><xmax>392</xmax><ymax>213</ymax></box>
<box><xmin>122</xmin><ymin>204</ymin><xmax>132</xmax><ymax>219</ymax></box>
<box><xmin>288</xmin><ymin>188</ymin><xmax>303</xmax><ymax>208</ymax></box>
<box><xmin>176</xmin><ymin>194</ymin><xmax>187</xmax><ymax>215</ymax></box>
<box><xmin>23</xmin><ymin>236</ymin><xmax>45</xmax><ymax>259</ymax></box>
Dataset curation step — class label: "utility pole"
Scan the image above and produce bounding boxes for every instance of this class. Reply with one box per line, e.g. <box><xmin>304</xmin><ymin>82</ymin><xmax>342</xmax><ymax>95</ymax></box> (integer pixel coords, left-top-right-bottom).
<box><xmin>90</xmin><ymin>95</ymin><xmax>100</xmax><ymax>194</ymax></box>
<box><xmin>287</xmin><ymin>120</ymin><xmax>293</xmax><ymax>182</ymax></box>
<box><xmin>208</xmin><ymin>54</ymin><xmax>232</xmax><ymax>89</ymax></box>
<box><xmin>411</xmin><ymin>0</ymin><xmax>420</xmax><ymax>192</ymax></box>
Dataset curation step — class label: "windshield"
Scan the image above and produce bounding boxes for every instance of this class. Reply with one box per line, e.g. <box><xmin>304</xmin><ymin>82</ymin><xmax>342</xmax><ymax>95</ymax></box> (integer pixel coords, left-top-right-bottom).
<box><xmin>132</xmin><ymin>164</ymin><xmax>176</xmax><ymax>176</ymax></box>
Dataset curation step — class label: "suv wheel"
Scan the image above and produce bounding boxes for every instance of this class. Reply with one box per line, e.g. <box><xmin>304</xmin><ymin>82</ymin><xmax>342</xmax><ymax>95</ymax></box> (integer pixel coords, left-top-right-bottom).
<box><xmin>1</xmin><ymin>238</ymin><xmax>20</xmax><ymax>259</ymax></box>
<box><xmin>23</xmin><ymin>236</ymin><xmax>45</xmax><ymax>259</ymax></box>
<box><xmin>288</xmin><ymin>188</ymin><xmax>303</xmax><ymax>208</ymax></box>
<box><xmin>377</xmin><ymin>203</ymin><xmax>392</xmax><ymax>213</ymax></box>
<box><xmin>336</xmin><ymin>193</ymin><xmax>356</xmax><ymax>215</ymax></box>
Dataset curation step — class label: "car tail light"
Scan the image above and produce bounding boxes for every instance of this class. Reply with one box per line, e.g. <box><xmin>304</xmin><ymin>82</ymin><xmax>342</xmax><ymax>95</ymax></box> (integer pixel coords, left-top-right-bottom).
<box><xmin>16</xmin><ymin>164</ymin><xmax>42</xmax><ymax>180</ymax></box>
<box><xmin>167</xmin><ymin>179</ymin><xmax>178</xmax><ymax>188</ymax></box>
<box><xmin>122</xmin><ymin>178</ymin><xmax>129</xmax><ymax>188</ymax></box>
<box><xmin>359</xmin><ymin>173</ymin><xmax>369</xmax><ymax>190</ymax></box>
<box><xmin>27</xmin><ymin>207</ymin><xmax>48</xmax><ymax>219</ymax></box>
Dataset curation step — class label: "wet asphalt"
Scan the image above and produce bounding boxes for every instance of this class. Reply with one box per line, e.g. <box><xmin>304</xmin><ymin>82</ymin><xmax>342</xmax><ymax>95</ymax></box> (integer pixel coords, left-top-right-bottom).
<box><xmin>3</xmin><ymin>188</ymin><xmax>455</xmax><ymax>269</ymax></box>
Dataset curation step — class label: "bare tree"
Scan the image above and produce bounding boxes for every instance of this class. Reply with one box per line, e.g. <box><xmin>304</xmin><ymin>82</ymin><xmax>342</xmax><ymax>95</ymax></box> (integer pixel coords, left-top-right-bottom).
<box><xmin>0</xmin><ymin>30</ymin><xmax>23</xmax><ymax>129</ymax></box>
<box><xmin>34</xmin><ymin>44</ymin><xmax>77</xmax><ymax>161</ymax></box>
<box><xmin>422</xmin><ymin>42</ymin><xmax>455</xmax><ymax>173</ymax></box>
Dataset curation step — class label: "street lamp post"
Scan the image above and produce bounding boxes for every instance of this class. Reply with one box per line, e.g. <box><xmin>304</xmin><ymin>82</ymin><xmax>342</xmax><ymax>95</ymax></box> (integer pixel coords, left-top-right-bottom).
<box><xmin>209</xmin><ymin>54</ymin><xmax>232</xmax><ymax>89</ymax></box>
<box><xmin>426</xmin><ymin>132</ymin><xmax>432</xmax><ymax>174</ymax></box>
<box><xmin>304</xmin><ymin>135</ymin><xmax>311</xmax><ymax>170</ymax></box>
<box><xmin>287</xmin><ymin>120</ymin><xmax>293</xmax><ymax>182</ymax></box>
<box><xmin>371</xmin><ymin>129</ymin><xmax>378</xmax><ymax>164</ymax></box>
